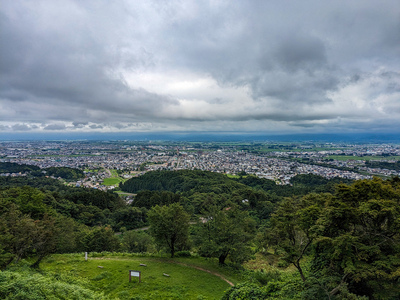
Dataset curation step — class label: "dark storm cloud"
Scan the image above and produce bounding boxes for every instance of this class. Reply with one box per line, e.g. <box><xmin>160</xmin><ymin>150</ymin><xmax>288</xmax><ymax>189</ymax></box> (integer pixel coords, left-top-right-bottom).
<box><xmin>0</xmin><ymin>0</ymin><xmax>399</xmax><ymax>133</ymax></box>
<box><xmin>11</xmin><ymin>124</ymin><xmax>32</xmax><ymax>131</ymax></box>
<box><xmin>0</xmin><ymin>125</ymin><xmax>11</xmax><ymax>131</ymax></box>
<box><xmin>89</xmin><ymin>124</ymin><xmax>104</xmax><ymax>129</ymax></box>
<box><xmin>72</xmin><ymin>122</ymin><xmax>88</xmax><ymax>128</ymax></box>
<box><xmin>0</xmin><ymin>1</ymin><xmax>177</xmax><ymax>125</ymax></box>
<box><xmin>43</xmin><ymin>124</ymin><xmax>66</xmax><ymax>131</ymax></box>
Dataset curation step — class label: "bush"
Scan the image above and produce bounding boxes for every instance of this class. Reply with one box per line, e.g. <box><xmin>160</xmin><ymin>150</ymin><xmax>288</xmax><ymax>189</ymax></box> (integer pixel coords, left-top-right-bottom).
<box><xmin>221</xmin><ymin>282</ymin><xmax>270</xmax><ymax>300</ymax></box>
<box><xmin>0</xmin><ymin>270</ymin><xmax>108</xmax><ymax>300</ymax></box>
<box><xmin>174</xmin><ymin>250</ymin><xmax>192</xmax><ymax>257</ymax></box>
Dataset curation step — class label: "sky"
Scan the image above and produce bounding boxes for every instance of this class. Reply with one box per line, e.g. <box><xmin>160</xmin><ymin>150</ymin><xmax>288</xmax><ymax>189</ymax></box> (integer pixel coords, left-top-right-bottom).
<box><xmin>1</xmin><ymin>0</ymin><xmax>400</xmax><ymax>136</ymax></box>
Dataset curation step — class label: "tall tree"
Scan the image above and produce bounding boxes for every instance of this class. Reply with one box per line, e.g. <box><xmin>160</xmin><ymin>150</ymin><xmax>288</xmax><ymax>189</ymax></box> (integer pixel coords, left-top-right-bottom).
<box><xmin>268</xmin><ymin>178</ymin><xmax>400</xmax><ymax>299</ymax></box>
<box><xmin>30</xmin><ymin>214</ymin><xmax>58</xmax><ymax>268</ymax></box>
<box><xmin>311</xmin><ymin>178</ymin><xmax>400</xmax><ymax>298</ymax></box>
<box><xmin>267</xmin><ymin>194</ymin><xmax>326</xmax><ymax>282</ymax></box>
<box><xmin>148</xmin><ymin>203</ymin><xmax>190</xmax><ymax>257</ymax></box>
<box><xmin>196</xmin><ymin>204</ymin><xmax>256</xmax><ymax>265</ymax></box>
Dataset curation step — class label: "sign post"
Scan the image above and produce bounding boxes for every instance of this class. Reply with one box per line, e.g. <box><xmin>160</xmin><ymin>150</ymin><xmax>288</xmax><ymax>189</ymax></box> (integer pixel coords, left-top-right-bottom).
<box><xmin>129</xmin><ymin>270</ymin><xmax>141</xmax><ymax>283</ymax></box>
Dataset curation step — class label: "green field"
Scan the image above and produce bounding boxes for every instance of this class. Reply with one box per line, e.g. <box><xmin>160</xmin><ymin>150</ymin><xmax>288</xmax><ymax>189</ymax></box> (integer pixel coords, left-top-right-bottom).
<box><xmin>41</xmin><ymin>253</ymin><xmax>238</xmax><ymax>299</ymax></box>
<box><xmin>103</xmin><ymin>169</ymin><xmax>130</xmax><ymax>186</ymax></box>
<box><xmin>103</xmin><ymin>178</ymin><xmax>123</xmax><ymax>186</ymax></box>
<box><xmin>327</xmin><ymin>155</ymin><xmax>400</xmax><ymax>161</ymax></box>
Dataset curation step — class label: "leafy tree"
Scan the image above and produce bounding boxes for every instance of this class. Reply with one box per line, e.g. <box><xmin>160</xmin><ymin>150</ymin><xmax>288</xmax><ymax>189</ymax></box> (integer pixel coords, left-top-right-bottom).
<box><xmin>132</xmin><ymin>190</ymin><xmax>181</xmax><ymax>209</ymax></box>
<box><xmin>82</xmin><ymin>226</ymin><xmax>120</xmax><ymax>252</ymax></box>
<box><xmin>30</xmin><ymin>214</ymin><xmax>58</xmax><ymax>268</ymax></box>
<box><xmin>267</xmin><ymin>194</ymin><xmax>326</xmax><ymax>282</ymax></box>
<box><xmin>111</xmin><ymin>206</ymin><xmax>147</xmax><ymax>231</ymax></box>
<box><xmin>196</xmin><ymin>204</ymin><xmax>256</xmax><ymax>265</ymax></box>
<box><xmin>122</xmin><ymin>230</ymin><xmax>154</xmax><ymax>253</ymax></box>
<box><xmin>54</xmin><ymin>216</ymin><xmax>82</xmax><ymax>253</ymax></box>
<box><xmin>148</xmin><ymin>203</ymin><xmax>190</xmax><ymax>257</ymax></box>
<box><xmin>0</xmin><ymin>204</ymin><xmax>36</xmax><ymax>267</ymax></box>
<box><xmin>311</xmin><ymin>178</ymin><xmax>400</xmax><ymax>299</ymax></box>
<box><xmin>267</xmin><ymin>178</ymin><xmax>400</xmax><ymax>299</ymax></box>
<box><xmin>43</xmin><ymin>166</ymin><xmax>84</xmax><ymax>180</ymax></box>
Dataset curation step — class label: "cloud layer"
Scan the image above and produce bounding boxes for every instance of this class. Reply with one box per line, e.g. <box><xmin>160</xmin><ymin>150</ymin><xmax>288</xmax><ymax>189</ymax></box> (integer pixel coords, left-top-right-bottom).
<box><xmin>1</xmin><ymin>0</ymin><xmax>400</xmax><ymax>134</ymax></box>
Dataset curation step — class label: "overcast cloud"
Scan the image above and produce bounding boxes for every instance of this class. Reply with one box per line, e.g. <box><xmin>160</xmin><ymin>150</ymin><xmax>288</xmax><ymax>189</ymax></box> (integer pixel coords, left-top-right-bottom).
<box><xmin>1</xmin><ymin>0</ymin><xmax>399</xmax><ymax>134</ymax></box>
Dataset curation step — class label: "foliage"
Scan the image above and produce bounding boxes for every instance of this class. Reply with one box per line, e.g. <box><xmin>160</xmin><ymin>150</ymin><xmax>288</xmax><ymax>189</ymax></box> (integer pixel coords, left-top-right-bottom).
<box><xmin>79</xmin><ymin>226</ymin><xmax>120</xmax><ymax>253</ymax></box>
<box><xmin>267</xmin><ymin>177</ymin><xmax>400</xmax><ymax>299</ymax></box>
<box><xmin>0</xmin><ymin>162</ymin><xmax>40</xmax><ymax>173</ymax></box>
<box><xmin>123</xmin><ymin>170</ymin><xmax>275</xmax><ymax>222</ymax></box>
<box><xmin>221</xmin><ymin>282</ymin><xmax>271</xmax><ymax>300</ymax></box>
<box><xmin>133</xmin><ymin>190</ymin><xmax>181</xmax><ymax>209</ymax></box>
<box><xmin>0</xmin><ymin>186</ymin><xmax>122</xmax><ymax>267</ymax></box>
<box><xmin>121</xmin><ymin>230</ymin><xmax>155</xmax><ymax>253</ymax></box>
<box><xmin>195</xmin><ymin>204</ymin><xmax>256</xmax><ymax>265</ymax></box>
<box><xmin>42</xmin><ymin>167</ymin><xmax>84</xmax><ymax>180</ymax></box>
<box><xmin>0</xmin><ymin>163</ymin><xmax>84</xmax><ymax>180</ymax></box>
<box><xmin>0</xmin><ymin>269</ymin><xmax>108</xmax><ymax>299</ymax></box>
<box><xmin>267</xmin><ymin>193</ymin><xmax>327</xmax><ymax>282</ymax></box>
<box><xmin>148</xmin><ymin>203</ymin><xmax>190</xmax><ymax>257</ymax></box>
<box><xmin>111</xmin><ymin>206</ymin><xmax>147</xmax><ymax>231</ymax></box>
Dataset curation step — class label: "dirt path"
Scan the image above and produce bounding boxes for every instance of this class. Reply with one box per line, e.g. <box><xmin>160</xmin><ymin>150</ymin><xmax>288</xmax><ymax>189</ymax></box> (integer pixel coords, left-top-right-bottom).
<box><xmin>169</xmin><ymin>261</ymin><xmax>234</xmax><ymax>286</ymax></box>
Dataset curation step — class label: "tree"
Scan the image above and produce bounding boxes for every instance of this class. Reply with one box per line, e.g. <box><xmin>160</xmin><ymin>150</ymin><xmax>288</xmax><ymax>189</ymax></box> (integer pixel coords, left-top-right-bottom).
<box><xmin>0</xmin><ymin>204</ymin><xmax>36</xmax><ymax>268</ymax></box>
<box><xmin>267</xmin><ymin>194</ymin><xmax>327</xmax><ymax>282</ymax></box>
<box><xmin>122</xmin><ymin>230</ymin><xmax>154</xmax><ymax>253</ymax></box>
<box><xmin>30</xmin><ymin>214</ymin><xmax>58</xmax><ymax>268</ymax></box>
<box><xmin>148</xmin><ymin>203</ymin><xmax>190</xmax><ymax>257</ymax></box>
<box><xmin>311</xmin><ymin>178</ymin><xmax>400</xmax><ymax>298</ymax></box>
<box><xmin>267</xmin><ymin>178</ymin><xmax>400</xmax><ymax>299</ymax></box>
<box><xmin>83</xmin><ymin>226</ymin><xmax>120</xmax><ymax>252</ymax></box>
<box><xmin>196</xmin><ymin>204</ymin><xmax>256</xmax><ymax>265</ymax></box>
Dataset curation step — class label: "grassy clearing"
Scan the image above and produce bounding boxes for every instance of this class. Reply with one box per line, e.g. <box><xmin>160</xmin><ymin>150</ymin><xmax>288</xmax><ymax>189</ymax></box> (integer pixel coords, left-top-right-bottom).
<box><xmin>103</xmin><ymin>178</ymin><xmax>123</xmax><ymax>186</ymax></box>
<box><xmin>115</xmin><ymin>191</ymin><xmax>136</xmax><ymax>197</ymax></box>
<box><xmin>41</xmin><ymin>253</ymin><xmax>239</xmax><ymax>300</ymax></box>
<box><xmin>225</xmin><ymin>174</ymin><xmax>240</xmax><ymax>178</ymax></box>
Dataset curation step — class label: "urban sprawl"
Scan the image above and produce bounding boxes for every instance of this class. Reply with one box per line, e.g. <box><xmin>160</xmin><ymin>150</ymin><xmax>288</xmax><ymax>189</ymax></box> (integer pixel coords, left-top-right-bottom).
<box><xmin>1</xmin><ymin>141</ymin><xmax>400</xmax><ymax>190</ymax></box>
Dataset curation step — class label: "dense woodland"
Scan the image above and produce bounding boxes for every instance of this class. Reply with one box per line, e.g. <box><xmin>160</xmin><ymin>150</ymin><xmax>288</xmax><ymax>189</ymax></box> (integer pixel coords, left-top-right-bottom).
<box><xmin>0</xmin><ymin>162</ymin><xmax>84</xmax><ymax>180</ymax></box>
<box><xmin>1</xmin><ymin>165</ymin><xmax>399</xmax><ymax>299</ymax></box>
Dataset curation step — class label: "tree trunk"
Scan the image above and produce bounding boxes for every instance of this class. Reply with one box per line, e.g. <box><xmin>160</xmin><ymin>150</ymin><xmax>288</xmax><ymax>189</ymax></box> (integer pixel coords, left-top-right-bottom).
<box><xmin>30</xmin><ymin>254</ymin><xmax>45</xmax><ymax>269</ymax></box>
<box><xmin>329</xmin><ymin>274</ymin><xmax>349</xmax><ymax>297</ymax></box>
<box><xmin>293</xmin><ymin>262</ymin><xmax>306</xmax><ymax>282</ymax></box>
<box><xmin>170</xmin><ymin>240</ymin><xmax>175</xmax><ymax>258</ymax></box>
<box><xmin>219</xmin><ymin>253</ymin><xmax>228</xmax><ymax>265</ymax></box>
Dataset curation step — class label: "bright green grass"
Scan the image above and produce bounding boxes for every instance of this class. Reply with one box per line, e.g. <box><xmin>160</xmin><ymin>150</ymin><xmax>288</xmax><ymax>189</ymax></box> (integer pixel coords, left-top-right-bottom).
<box><xmin>41</xmin><ymin>254</ymin><xmax>238</xmax><ymax>300</ymax></box>
<box><xmin>225</xmin><ymin>174</ymin><xmax>248</xmax><ymax>179</ymax></box>
<box><xmin>225</xmin><ymin>174</ymin><xmax>240</xmax><ymax>178</ymax></box>
<box><xmin>103</xmin><ymin>178</ymin><xmax>122</xmax><ymax>186</ymax></box>
<box><xmin>327</xmin><ymin>155</ymin><xmax>400</xmax><ymax>161</ymax></box>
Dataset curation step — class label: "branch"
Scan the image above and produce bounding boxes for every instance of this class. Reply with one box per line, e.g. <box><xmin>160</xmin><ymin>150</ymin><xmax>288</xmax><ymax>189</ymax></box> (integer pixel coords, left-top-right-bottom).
<box><xmin>329</xmin><ymin>273</ymin><xmax>349</xmax><ymax>297</ymax></box>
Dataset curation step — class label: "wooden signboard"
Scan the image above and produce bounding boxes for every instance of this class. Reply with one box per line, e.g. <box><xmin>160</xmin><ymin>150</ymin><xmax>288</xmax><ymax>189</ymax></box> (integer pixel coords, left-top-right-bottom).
<box><xmin>129</xmin><ymin>270</ymin><xmax>141</xmax><ymax>283</ymax></box>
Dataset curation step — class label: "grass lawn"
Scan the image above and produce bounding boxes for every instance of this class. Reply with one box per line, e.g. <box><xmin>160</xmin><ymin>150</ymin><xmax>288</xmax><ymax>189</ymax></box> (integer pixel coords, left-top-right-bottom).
<box><xmin>41</xmin><ymin>253</ymin><xmax>238</xmax><ymax>300</ymax></box>
<box><xmin>103</xmin><ymin>177</ymin><xmax>123</xmax><ymax>186</ymax></box>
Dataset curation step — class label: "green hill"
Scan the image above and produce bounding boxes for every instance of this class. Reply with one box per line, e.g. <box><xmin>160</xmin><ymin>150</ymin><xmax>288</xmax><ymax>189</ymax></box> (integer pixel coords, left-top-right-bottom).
<box><xmin>38</xmin><ymin>253</ymin><xmax>238</xmax><ymax>300</ymax></box>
